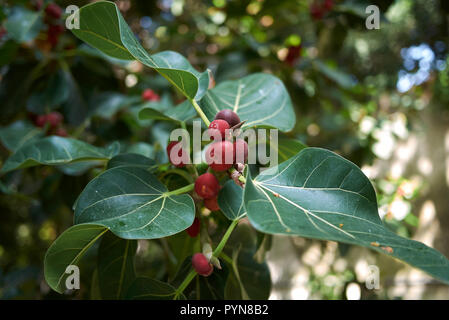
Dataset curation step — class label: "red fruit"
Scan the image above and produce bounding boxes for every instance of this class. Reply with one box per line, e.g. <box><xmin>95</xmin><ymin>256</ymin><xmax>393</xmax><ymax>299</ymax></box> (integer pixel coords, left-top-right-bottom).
<box><xmin>186</xmin><ymin>217</ymin><xmax>200</xmax><ymax>237</ymax></box>
<box><xmin>32</xmin><ymin>0</ymin><xmax>44</xmax><ymax>11</ymax></box>
<box><xmin>324</xmin><ymin>0</ymin><xmax>334</xmax><ymax>11</ymax></box>
<box><xmin>166</xmin><ymin>141</ymin><xmax>189</xmax><ymax>168</ymax></box>
<box><xmin>214</xmin><ymin>109</ymin><xmax>241</xmax><ymax>127</ymax></box>
<box><xmin>47</xmin><ymin>24</ymin><xmax>64</xmax><ymax>47</ymax></box>
<box><xmin>285</xmin><ymin>45</ymin><xmax>302</xmax><ymax>66</ymax></box>
<box><xmin>142</xmin><ymin>89</ymin><xmax>160</xmax><ymax>102</ymax></box>
<box><xmin>234</xmin><ymin>139</ymin><xmax>248</xmax><ymax>164</ymax></box>
<box><xmin>206</xmin><ymin>140</ymin><xmax>234</xmax><ymax>172</ymax></box>
<box><xmin>208</xmin><ymin>119</ymin><xmax>230</xmax><ymax>141</ymax></box>
<box><xmin>35</xmin><ymin>115</ymin><xmax>48</xmax><ymax>128</ymax></box>
<box><xmin>310</xmin><ymin>3</ymin><xmax>324</xmax><ymax>20</ymax></box>
<box><xmin>55</xmin><ymin>127</ymin><xmax>68</xmax><ymax>137</ymax></box>
<box><xmin>46</xmin><ymin>112</ymin><xmax>63</xmax><ymax>128</ymax></box>
<box><xmin>204</xmin><ymin>197</ymin><xmax>220</xmax><ymax>211</ymax></box>
<box><xmin>195</xmin><ymin>173</ymin><xmax>220</xmax><ymax>199</ymax></box>
<box><xmin>0</xmin><ymin>27</ymin><xmax>6</xmax><ymax>40</ymax></box>
<box><xmin>45</xmin><ymin>3</ymin><xmax>62</xmax><ymax>19</ymax></box>
<box><xmin>192</xmin><ymin>253</ymin><xmax>213</xmax><ymax>277</ymax></box>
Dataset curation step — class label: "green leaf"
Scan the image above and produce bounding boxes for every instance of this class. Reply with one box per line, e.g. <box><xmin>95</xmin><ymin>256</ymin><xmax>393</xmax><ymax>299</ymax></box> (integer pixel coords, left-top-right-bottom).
<box><xmin>78</xmin><ymin>44</ymin><xmax>133</xmax><ymax>67</ymax></box>
<box><xmin>218</xmin><ymin>180</ymin><xmax>246</xmax><ymax>220</ymax></box>
<box><xmin>0</xmin><ymin>120</ymin><xmax>44</xmax><ymax>152</ymax></box>
<box><xmin>196</xmin><ymin>262</ymin><xmax>230</xmax><ymax>299</ymax></box>
<box><xmin>273</xmin><ymin>136</ymin><xmax>307</xmax><ymax>164</ymax></box>
<box><xmin>27</xmin><ymin>70</ymin><xmax>71</xmax><ymax>113</ymax></box>
<box><xmin>138</xmin><ymin>100</ymin><xmax>196</xmax><ymax>124</ymax></box>
<box><xmin>0</xmin><ymin>137</ymin><xmax>120</xmax><ymax>173</ymax></box>
<box><xmin>125</xmin><ymin>277</ymin><xmax>180</xmax><ymax>300</ymax></box>
<box><xmin>166</xmin><ymin>231</ymin><xmax>199</xmax><ymax>276</ymax></box>
<box><xmin>224</xmin><ymin>223</ymin><xmax>271</xmax><ymax>300</ymax></box>
<box><xmin>4</xmin><ymin>7</ymin><xmax>43</xmax><ymax>43</ymax></box>
<box><xmin>74</xmin><ymin>166</ymin><xmax>195</xmax><ymax>239</ymax></box>
<box><xmin>44</xmin><ymin>224</ymin><xmax>108</xmax><ymax>293</ymax></box>
<box><xmin>107</xmin><ymin>153</ymin><xmax>156</xmax><ymax>170</ymax></box>
<box><xmin>97</xmin><ymin>232</ymin><xmax>137</xmax><ymax>299</ymax></box>
<box><xmin>89</xmin><ymin>92</ymin><xmax>141</xmax><ymax>119</ymax></box>
<box><xmin>57</xmin><ymin>161</ymin><xmax>103</xmax><ymax>176</ymax></box>
<box><xmin>199</xmin><ymin>73</ymin><xmax>295</xmax><ymax>131</ymax></box>
<box><xmin>125</xmin><ymin>142</ymin><xmax>155</xmax><ymax>158</ymax></box>
<box><xmin>314</xmin><ymin>60</ymin><xmax>356</xmax><ymax>88</ymax></box>
<box><xmin>244</xmin><ymin>147</ymin><xmax>449</xmax><ymax>284</ymax></box>
<box><xmin>90</xmin><ymin>269</ymin><xmax>102</xmax><ymax>300</ymax></box>
<box><xmin>71</xmin><ymin>1</ymin><xmax>209</xmax><ymax>100</ymax></box>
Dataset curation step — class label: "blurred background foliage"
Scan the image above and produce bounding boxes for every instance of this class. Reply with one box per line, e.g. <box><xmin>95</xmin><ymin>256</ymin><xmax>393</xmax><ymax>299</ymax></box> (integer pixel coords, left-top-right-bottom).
<box><xmin>1</xmin><ymin>0</ymin><xmax>449</xmax><ymax>299</ymax></box>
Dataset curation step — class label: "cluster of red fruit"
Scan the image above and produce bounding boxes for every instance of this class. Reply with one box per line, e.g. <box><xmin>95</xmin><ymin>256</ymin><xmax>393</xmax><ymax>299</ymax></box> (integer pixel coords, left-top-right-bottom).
<box><xmin>33</xmin><ymin>112</ymin><xmax>67</xmax><ymax>137</ymax></box>
<box><xmin>32</xmin><ymin>1</ymin><xmax>64</xmax><ymax>48</ymax></box>
<box><xmin>141</xmin><ymin>89</ymin><xmax>161</xmax><ymax>102</ymax></box>
<box><xmin>205</xmin><ymin>109</ymin><xmax>248</xmax><ymax>172</ymax></box>
<box><xmin>167</xmin><ymin>110</ymin><xmax>248</xmax><ymax>277</ymax></box>
<box><xmin>166</xmin><ymin>109</ymin><xmax>248</xmax><ymax>172</ymax></box>
<box><xmin>310</xmin><ymin>0</ymin><xmax>334</xmax><ymax>20</ymax></box>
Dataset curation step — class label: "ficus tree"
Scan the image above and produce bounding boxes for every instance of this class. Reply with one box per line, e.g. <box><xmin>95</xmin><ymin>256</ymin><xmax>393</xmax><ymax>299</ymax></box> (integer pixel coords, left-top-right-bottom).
<box><xmin>1</xmin><ymin>1</ymin><xmax>448</xmax><ymax>300</ymax></box>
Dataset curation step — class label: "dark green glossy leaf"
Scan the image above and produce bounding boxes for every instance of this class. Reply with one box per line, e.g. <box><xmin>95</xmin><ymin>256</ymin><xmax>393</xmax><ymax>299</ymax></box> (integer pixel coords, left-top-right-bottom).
<box><xmin>244</xmin><ymin>147</ymin><xmax>449</xmax><ymax>284</ymax></box>
<box><xmin>107</xmin><ymin>153</ymin><xmax>156</xmax><ymax>170</ymax></box>
<box><xmin>0</xmin><ymin>120</ymin><xmax>44</xmax><ymax>152</ymax></box>
<box><xmin>27</xmin><ymin>70</ymin><xmax>71</xmax><ymax>113</ymax></box>
<box><xmin>90</xmin><ymin>269</ymin><xmax>102</xmax><ymax>300</ymax></box>
<box><xmin>166</xmin><ymin>231</ymin><xmax>199</xmax><ymax>276</ymax></box>
<box><xmin>78</xmin><ymin>44</ymin><xmax>133</xmax><ymax>67</ymax></box>
<box><xmin>97</xmin><ymin>232</ymin><xmax>137</xmax><ymax>299</ymax></box>
<box><xmin>89</xmin><ymin>92</ymin><xmax>141</xmax><ymax>119</ymax></box>
<box><xmin>200</xmin><ymin>73</ymin><xmax>295</xmax><ymax>131</ymax></box>
<box><xmin>224</xmin><ymin>223</ymin><xmax>271</xmax><ymax>300</ymax></box>
<box><xmin>139</xmin><ymin>100</ymin><xmax>197</xmax><ymax>123</ymax></box>
<box><xmin>0</xmin><ymin>137</ymin><xmax>120</xmax><ymax>173</ymax></box>
<box><xmin>196</xmin><ymin>261</ymin><xmax>230</xmax><ymax>300</ymax></box>
<box><xmin>125</xmin><ymin>277</ymin><xmax>180</xmax><ymax>300</ymax></box>
<box><xmin>4</xmin><ymin>7</ymin><xmax>43</xmax><ymax>43</ymax></box>
<box><xmin>44</xmin><ymin>224</ymin><xmax>108</xmax><ymax>293</ymax></box>
<box><xmin>126</xmin><ymin>142</ymin><xmax>155</xmax><ymax>158</ymax></box>
<box><xmin>71</xmin><ymin>1</ymin><xmax>209</xmax><ymax>100</ymax></box>
<box><xmin>273</xmin><ymin>136</ymin><xmax>307</xmax><ymax>163</ymax></box>
<box><xmin>218</xmin><ymin>180</ymin><xmax>246</xmax><ymax>220</ymax></box>
<box><xmin>57</xmin><ymin>161</ymin><xmax>103</xmax><ymax>176</ymax></box>
<box><xmin>74</xmin><ymin>166</ymin><xmax>195</xmax><ymax>239</ymax></box>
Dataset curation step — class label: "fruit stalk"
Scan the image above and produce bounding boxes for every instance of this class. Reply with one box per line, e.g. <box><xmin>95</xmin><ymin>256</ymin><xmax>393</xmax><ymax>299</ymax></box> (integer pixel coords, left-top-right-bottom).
<box><xmin>190</xmin><ymin>99</ymin><xmax>210</xmax><ymax>126</ymax></box>
<box><xmin>163</xmin><ymin>183</ymin><xmax>195</xmax><ymax>197</ymax></box>
<box><xmin>212</xmin><ymin>219</ymin><xmax>239</xmax><ymax>257</ymax></box>
<box><xmin>173</xmin><ymin>218</ymin><xmax>240</xmax><ymax>298</ymax></box>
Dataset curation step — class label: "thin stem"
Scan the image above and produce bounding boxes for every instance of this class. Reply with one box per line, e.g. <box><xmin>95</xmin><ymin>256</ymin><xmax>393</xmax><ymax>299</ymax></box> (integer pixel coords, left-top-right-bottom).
<box><xmin>173</xmin><ymin>269</ymin><xmax>196</xmax><ymax>300</ymax></box>
<box><xmin>163</xmin><ymin>183</ymin><xmax>194</xmax><ymax>197</ymax></box>
<box><xmin>173</xmin><ymin>218</ymin><xmax>240</xmax><ymax>298</ymax></box>
<box><xmin>190</xmin><ymin>99</ymin><xmax>210</xmax><ymax>126</ymax></box>
<box><xmin>213</xmin><ymin>219</ymin><xmax>239</xmax><ymax>257</ymax></box>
